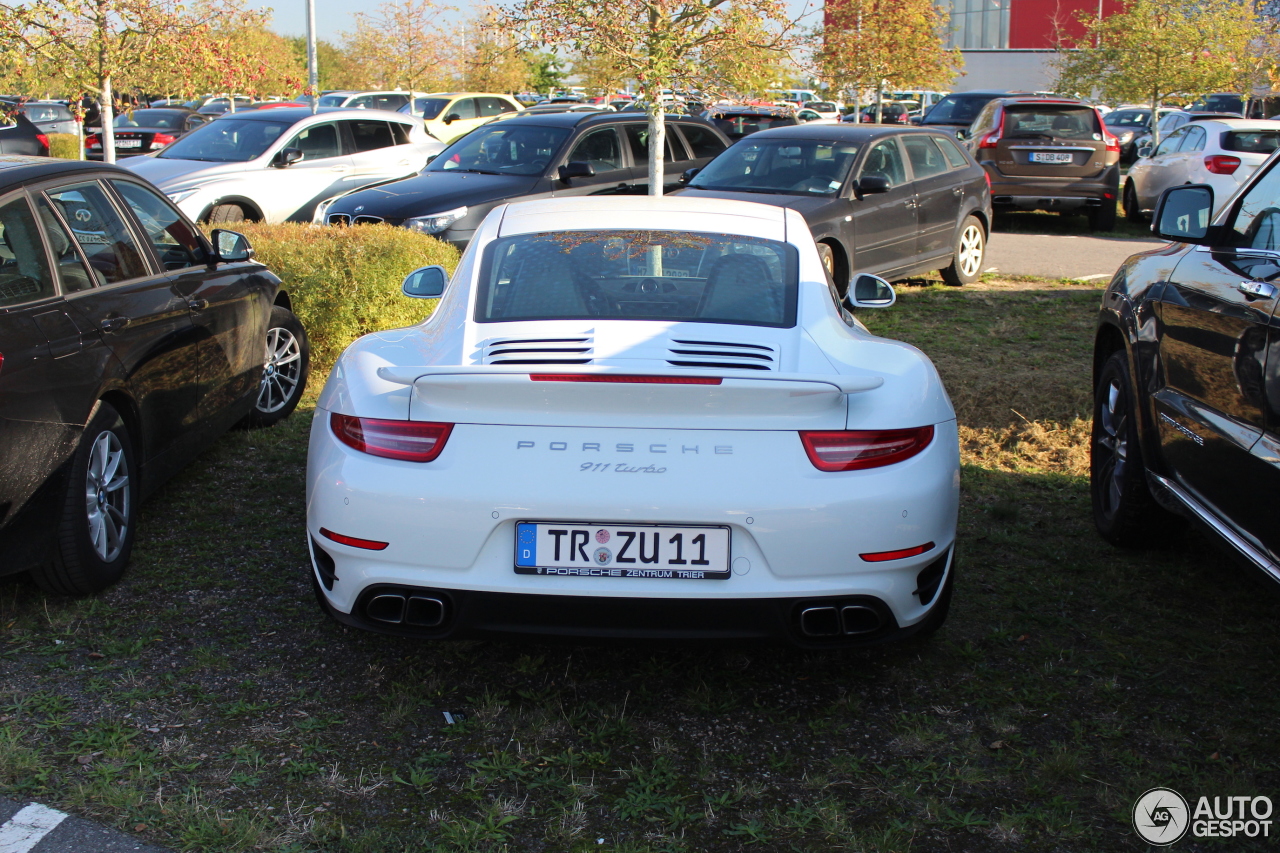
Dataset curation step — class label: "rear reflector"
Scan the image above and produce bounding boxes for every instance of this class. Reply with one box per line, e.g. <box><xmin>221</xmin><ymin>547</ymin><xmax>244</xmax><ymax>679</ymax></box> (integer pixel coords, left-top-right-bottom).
<box><xmin>320</xmin><ymin>527</ymin><xmax>388</xmax><ymax>550</ymax></box>
<box><xmin>331</xmin><ymin>413</ymin><xmax>452</xmax><ymax>462</ymax></box>
<box><xmin>530</xmin><ymin>374</ymin><xmax>722</xmax><ymax>385</ymax></box>
<box><xmin>861</xmin><ymin>542</ymin><xmax>935</xmax><ymax>562</ymax></box>
<box><xmin>799</xmin><ymin>426</ymin><xmax>934</xmax><ymax>471</ymax></box>
<box><xmin>1204</xmin><ymin>154</ymin><xmax>1241</xmax><ymax>175</ymax></box>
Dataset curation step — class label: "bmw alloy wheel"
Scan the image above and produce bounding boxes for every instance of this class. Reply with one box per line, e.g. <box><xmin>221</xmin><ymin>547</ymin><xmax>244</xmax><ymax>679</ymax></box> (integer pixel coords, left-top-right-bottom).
<box><xmin>257</xmin><ymin>326</ymin><xmax>302</xmax><ymax>414</ymax></box>
<box><xmin>84</xmin><ymin>429</ymin><xmax>130</xmax><ymax>562</ymax></box>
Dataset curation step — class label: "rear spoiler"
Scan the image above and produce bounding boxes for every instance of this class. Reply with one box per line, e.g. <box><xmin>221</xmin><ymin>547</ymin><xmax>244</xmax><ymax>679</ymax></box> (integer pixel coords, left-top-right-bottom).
<box><xmin>376</xmin><ymin>365</ymin><xmax>884</xmax><ymax>395</ymax></box>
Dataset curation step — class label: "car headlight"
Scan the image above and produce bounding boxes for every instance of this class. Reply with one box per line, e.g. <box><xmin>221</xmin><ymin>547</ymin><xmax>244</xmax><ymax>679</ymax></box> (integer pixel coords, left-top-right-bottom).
<box><xmin>1118</xmin><ymin>131</ymin><xmax>1135</xmax><ymax>143</ymax></box>
<box><xmin>313</xmin><ymin>196</ymin><xmax>337</xmax><ymax>225</ymax></box>
<box><xmin>165</xmin><ymin>189</ymin><xmax>200</xmax><ymax>205</ymax></box>
<box><xmin>404</xmin><ymin>207</ymin><xmax>467</xmax><ymax>235</ymax></box>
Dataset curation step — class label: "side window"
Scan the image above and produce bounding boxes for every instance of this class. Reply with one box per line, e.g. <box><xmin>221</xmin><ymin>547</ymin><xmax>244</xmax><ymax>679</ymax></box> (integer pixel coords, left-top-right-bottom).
<box><xmin>675</xmin><ymin>124</ymin><xmax>727</xmax><ymax>159</ymax></box>
<box><xmin>32</xmin><ymin>197</ymin><xmax>95</xmax><ymax>294</ymax></box>
<box><xmin>969</xmin><ymin>102</ymin><xmax>996</xmax><ymax>137</ymax></box>
<box><xmin>478</xmin><ymin>97</ymin><xmax>514</xmax><ymax>118</ymax></box>
<box><xmin>44</xmin><ymin>181</ymin><xmax>149</xmax><ymax>285</ymax></box>
<box><xmin>860</xmin><ymin>139</ymin><xmax>906</xmax><ymax>187</ymax></box>
<box><xmin>0</xmin><ymin>195</ymin><xmax>55</xmax><ymax>306</ymax></box>
<box><xmin>1227</xmin><ymin>162</ymin><xmax>1280</xmax><ymax>251</ymax></box>
<box><xmin>624</xmin><ymin>124</ymin><xmax>676</xmax><ymax>164</ymax></box>
<box><xmin>567</xmin><ymin>128</ymin><xmax>624</xmax><ymax>172</ymax></box>
<box><xmin>109</xmin><ymin>179</ymin><xmax>205</xmax><ymax>270</ymax></box>
<box><xmin>347</xmin><ymin>120</ymin><xmax>396</xmax><ymax>153</ymax></box>
<box><xmin>389</xmin><ymin>121</ymin><xmax>412</xmax><ymax>145</ymax></box>
<box><xmin>448</xmin><ymin>99</ymin><xmax>477</xmax><ymax>121</ymax></box>
<box><xmin>1155</xmin><ymin>128</ymin><xmax>1187</xmax><ymax>157</ymax></box>
<box><xmin>902</xmin><ymin>136</ymin><xmax>949</xmax><ymax>179</ymax></box>
<box><xmin>1180</xmin><ymin>125</ymin><xmax>1206</xmax><ymax>152</ymax></box>
<box><xmin>935</xmin><ymin>135</ymin><xmax>969</xmax><ymax>168</ymax></box>
<box><xmin>286</xmin><ymin>122</ymin><xmax>342</xmax><ymax>160</ymax></box>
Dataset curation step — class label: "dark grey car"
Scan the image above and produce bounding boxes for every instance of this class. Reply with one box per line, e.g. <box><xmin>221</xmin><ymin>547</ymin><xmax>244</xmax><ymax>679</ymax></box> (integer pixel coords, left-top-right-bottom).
<box><xmin>20</xmin><ymin>102</ymin><xmax>78</xmax><ymax>136</ymax></box>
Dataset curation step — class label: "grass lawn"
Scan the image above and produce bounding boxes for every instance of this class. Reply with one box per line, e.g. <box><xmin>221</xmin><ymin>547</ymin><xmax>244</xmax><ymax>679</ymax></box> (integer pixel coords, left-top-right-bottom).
<box><xmin>2</xmin><ymin>279</ymin><xmax>1277</xmax><ymax>852</ymax></box>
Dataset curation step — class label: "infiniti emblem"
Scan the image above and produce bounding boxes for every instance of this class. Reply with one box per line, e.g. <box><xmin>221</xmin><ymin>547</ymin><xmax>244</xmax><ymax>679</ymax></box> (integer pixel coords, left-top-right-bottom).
<box><xmin>74</xmin><ymin>209</ymin><xmax>91</xmax><ymax>222</ymax></box>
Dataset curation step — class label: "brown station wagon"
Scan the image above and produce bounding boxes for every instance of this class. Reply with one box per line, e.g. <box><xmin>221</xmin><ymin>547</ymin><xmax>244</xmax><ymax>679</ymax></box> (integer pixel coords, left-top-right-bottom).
<box><xmin>964</xmin><ymin>97</ymin><xmax>1121</xmax><ymax>230</ymax></box>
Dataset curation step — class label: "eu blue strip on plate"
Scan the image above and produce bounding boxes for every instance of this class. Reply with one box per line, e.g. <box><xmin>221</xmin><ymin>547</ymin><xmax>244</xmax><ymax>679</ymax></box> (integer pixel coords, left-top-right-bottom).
<box><xmin>515</xmin><ymin>523</ymin><xmax>537</xmax><ymax>566</ymax></box>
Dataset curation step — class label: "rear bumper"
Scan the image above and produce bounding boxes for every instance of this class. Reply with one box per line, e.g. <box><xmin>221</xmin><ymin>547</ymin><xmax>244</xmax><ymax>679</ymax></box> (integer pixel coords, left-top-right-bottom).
<box><xmin>986</xmin><ymin>165</ymin><xmax>1120</xmax><ymax>210</ymax></box>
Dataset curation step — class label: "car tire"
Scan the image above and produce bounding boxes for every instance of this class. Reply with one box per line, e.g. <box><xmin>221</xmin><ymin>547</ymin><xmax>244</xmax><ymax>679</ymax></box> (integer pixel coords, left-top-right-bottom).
<box><xmin>208</xmin><ymin>203</ymin><xmax>246</xmax><ymax>224</ymax></box>
<box><xmin>240</xmin><ymin>305</ymin><xmax>309</xmax><ymax>429</ymax></box>
<box><xmin>1089</xmin><ymin>198</ymin><xmax>1118</xmax><ymax>231</ymax></box>
<box><xmin>816</xmin><ymin>242</ymin><xmax>839</xmax><ymax>291</ymax></box>
<box><xmin>30</xmin><ymin>401</ymin><xmax>136</xmax><ymax>595</ymax></box>
<box><xmin>1123</xmin><ymin>182</ymin><xmax>1145</xmax><ymax>223</ymax></box>
<box><xmin>940</xmin><ymin>215</ymin><xmax>984</xmax><ymax>286</ymax></box>
<box><xmin>1091</xmin><ymin>350</ymin><xmax>1183</xmax><ymax>547</ymax></box>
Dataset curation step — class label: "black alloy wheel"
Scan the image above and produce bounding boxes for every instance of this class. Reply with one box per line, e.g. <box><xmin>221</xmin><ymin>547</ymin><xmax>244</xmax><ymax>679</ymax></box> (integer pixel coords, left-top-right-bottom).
<box><xmin>241</xmin><ymin>305</ymin><xmax>310</xmax><ymax>428</ymax></box>
<box><xmin>1090</xmin><ymin>350</ymin><xmax>1183</xmax><ymax>546</ymax></box>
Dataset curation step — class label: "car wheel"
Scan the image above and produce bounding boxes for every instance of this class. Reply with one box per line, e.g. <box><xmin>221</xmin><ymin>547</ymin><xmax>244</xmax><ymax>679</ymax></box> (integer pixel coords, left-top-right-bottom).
<box><xmin>1123</xmin><ymin>182</ymin><xmax>1145</xmax><ymax>223</ymax></box>
<box><xmin>30</xmin><ymin>401</ymin><xmax>136</xmax><ymax>595</ymax></box>
<box><xmin>208</xmin><ymin>203</ymin><xmax>246</xmax><ymax>224</ymax></box>
<box><xmin>1091</xmin><ymin>350</ymin><xmax>1183</xmax><ymax>546</ymax></box>
<box><xmin>816</xmin><ymin>242</ymin><xmax>839</xmax><ymax>291</ymax></box>
<box><xmin>940</xmin><ymin>215</ymin><xmax>984</xmax><ymax>286</ymax></box>
<box><xmin>240</xmin><ymin>305</ymin><xmax>310</xmax><ymax>428</ymax></box>
<box><xmin>1089</xmin><ymin>198</ymin><xmax>1118</xmax><ymax>231</ymax></box>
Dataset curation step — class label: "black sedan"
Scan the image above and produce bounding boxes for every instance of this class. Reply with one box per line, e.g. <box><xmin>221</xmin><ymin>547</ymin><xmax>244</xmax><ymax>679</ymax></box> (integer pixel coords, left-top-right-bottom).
<box><xmin>1091</xmin><ymin>159</ymin><xmax>1280</xmax><ymax>588</ymax></box>
<box><xmin>0</xmin><ymin>158</ymin><xmax>309</xmax><ymax>594</ymax></box>
<box><xmin>319</xmin><ymin>111</ymin><xmax>730</xmax><ymax>248</ymax></box>
<box><xmin>85</xmin><ymin>108</ymin><xmax>194</xmax><ymax>159</ymax></box>
<box><xmin>675</xmin><ymin>124</ymin><xmax>993</xmax><ymax>288</ymax></box>
<box><xmin>0</xmin><ymin>109</ymin><xmax>50</xmax><ymax>156</ymax></box>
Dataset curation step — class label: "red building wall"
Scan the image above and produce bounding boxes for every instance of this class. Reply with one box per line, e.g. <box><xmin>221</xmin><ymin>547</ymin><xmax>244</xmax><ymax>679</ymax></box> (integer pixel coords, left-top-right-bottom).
<box><xmin>1008</xmin><ymin>0</ymin><xmax>1125</xmax><ymax>48</ymax></box>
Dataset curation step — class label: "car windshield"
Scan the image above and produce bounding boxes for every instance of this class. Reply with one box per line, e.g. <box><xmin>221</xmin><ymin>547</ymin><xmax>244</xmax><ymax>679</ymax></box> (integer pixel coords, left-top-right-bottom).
<box><xmin>116</xmin><ymin>110</ymin><xmax>184</xmax><ymax>129</ymax></box>
<box><xmin>157</xmin><ymin>118</ymin><xmax>290</xmax><ymax>162</ymax></box>
<box><xmin>1003</xmin><ymin>105</ymin><xmax>1099</xmax><ymax>140</ymax></box>
<box><xmin>1105</xmin><ymin>109</ymin><xmax>1151</xmax><ymax>128</ymax></box>
<box><xmin>317</xmin><ymin>94</ymin><xmax>349</xmax><ymax>107</ymax></box>
<box><xmin>1223</xmin><ymin>130</ymin><xmax>1280</xmax><ymax>154</ymax></box>
<box><xmin>477</xmin><ymin>230</ymin><xmax>798</xmax><ymax>327</ymax></box>
<box><xmin>921</xmin><ymin>95</ymin><xmax>992</xmax><ymax>124</ymax></box>
<box><xmin>427</xmin><ymin>125</ymin><xmax>571</xmax><ymax>176</ymax></box>
<box><xmin>1202</xmin><ymin>94</ymin><xmax>1244</xmax><ymax>113</ymax></box>
<box><xmin>689</xmin><ymin>138</ymin><xmax>860</xmax><ymax>196</ymax></box>
<box><xmin>401</xmin><ymin>97</ymin><xmax>451</xmax><ymax>120</ymax></box>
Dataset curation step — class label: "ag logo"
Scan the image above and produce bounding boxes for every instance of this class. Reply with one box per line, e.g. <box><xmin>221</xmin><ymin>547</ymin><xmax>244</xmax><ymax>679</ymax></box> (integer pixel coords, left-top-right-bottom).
<box><xmin>1133</xmin><ymin>787</ymin><xmax>1190</xmax><ymax>845</ymax></box>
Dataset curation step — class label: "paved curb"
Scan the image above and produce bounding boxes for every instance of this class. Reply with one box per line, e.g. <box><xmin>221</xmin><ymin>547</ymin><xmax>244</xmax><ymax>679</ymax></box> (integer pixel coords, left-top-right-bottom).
<box><xmin>0</xmin><ymin>798</ymin><xmax>171</xmax><ymax>853</ymax></box>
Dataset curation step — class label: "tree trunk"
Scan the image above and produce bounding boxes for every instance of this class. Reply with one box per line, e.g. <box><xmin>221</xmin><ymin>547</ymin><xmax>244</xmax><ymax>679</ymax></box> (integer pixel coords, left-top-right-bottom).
<box><xmin>76</xmin><ymin>118</ymin><xmax>84</xmax><ymax>161</ymax></box>
<box><xmin>646</xmin><ymin>92</ymin><xmax>665</xmax><ymax>196</ymax></box>
<box><xmin>1149</xmin><ymin>91</ymin><xmax>1160</xmax><ymax>151</ymax></box>
<box><xmin>874</xmin><ymin>88</ymin><xmax>883</xmax><ymax>124</ymax></box>
<box><xmin>101</xmin><ymin>76</ymin><xmax>116</xmax><ymax>165</ymax></box>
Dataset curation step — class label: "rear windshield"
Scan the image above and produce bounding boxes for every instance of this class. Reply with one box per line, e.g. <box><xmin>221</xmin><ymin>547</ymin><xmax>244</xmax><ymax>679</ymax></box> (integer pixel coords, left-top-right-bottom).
<box><xmin>402</xmin><ymin>97</ymin><xmax>451</xmax><ymax>120</ymax></box>
<box><xmin>1222</xmin><ymin>130</ymin><xmax>1280</xmax><ymax>154</ymax></box>
<box><xmin>116</xmin><ymin>110</ymin><xmax>184</xmax><ymax>129</ymax></box>
<box><xmin>476</xmin><ymin>230</ymin><xmax>798</xmax><ymax>327</ymax></box>
<box><xmin>707</xmin><ymin>112</ymin><xmax>797</xmax><ymax>140</ymax></box>
<box><xmin>1002</xmin><ymin>105</ymin><xmax>1100</xmax><ymax>140</ymax></box>
<box><xmin>317</xmin><ymin>94</ymin><xmax>349</xmax><ymax>108</ymax></box>
<box><xmin>689</xmin><ymin>137</ymin><xmax>860</xmax><ymax>196</ymax></box>
<box><xmin>921</xmin><ymin>94</ymin><xmax>993</xmax><ymax>125</ymax></box>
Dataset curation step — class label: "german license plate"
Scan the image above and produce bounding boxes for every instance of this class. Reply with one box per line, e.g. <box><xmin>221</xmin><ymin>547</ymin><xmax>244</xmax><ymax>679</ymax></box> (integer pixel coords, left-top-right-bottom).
<box><xmin>515</xmin><ymin>522</ymin><xmax>731</xmax><ymax>579</ymax></box>
<box><xmin>1030</xmin><ymin>151</ymin><xmax>1073</xmax><ymax>163</ymax></box>
<box><xmin>115</xmin><ymin>138</ymin><xmax>141</xmax><ymax>148</ymax></box>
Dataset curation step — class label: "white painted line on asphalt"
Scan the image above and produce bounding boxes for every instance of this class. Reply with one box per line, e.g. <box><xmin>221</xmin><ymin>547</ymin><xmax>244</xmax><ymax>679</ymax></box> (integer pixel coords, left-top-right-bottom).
<box><xmin>1077</xmin><ymin>273</ymin><xmax>1111</xmax><ymax>281</ymax></box>
<box><xmin>984</xmin><ymin>266</ymin><xmax>998</xmax><ymax>272</ymax></box>
<box><xmin>0</xmin><ymin>804</ymin><xmax>68</xmax><ymax>853</ymax></box>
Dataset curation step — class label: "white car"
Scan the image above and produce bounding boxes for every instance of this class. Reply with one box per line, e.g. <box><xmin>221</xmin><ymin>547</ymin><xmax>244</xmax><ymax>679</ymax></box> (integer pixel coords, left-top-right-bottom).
<box><xmin>122</xmin><ymin>108</ymin><xmax>444</xmax><ymax>223</ymax></box>
<box><xmin>1124</xmin><ymin>119</ymin><xmax>1279</xmax><ymax>219</ymax></box>
<box><xmin>802</xmin><ymin>101</ymin><xmax>843</xmax><ymax>120</ymax></box>
<box><xmin>305</xmin><ymin>196</ymin><xmax>960</xmax><ymax>647</ymax></box>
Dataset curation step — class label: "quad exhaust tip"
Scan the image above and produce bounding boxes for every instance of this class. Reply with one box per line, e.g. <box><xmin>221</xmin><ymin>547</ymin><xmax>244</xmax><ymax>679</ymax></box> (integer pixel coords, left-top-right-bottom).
<box><xmin>799</xmin><ymin>604</ymin><xmax>884</xmax><ymax>637</ymax></box>
<box><xmin>366</xmin><ymin>594</ymin><xmax>445</xmax><ymax>628</ymax></box>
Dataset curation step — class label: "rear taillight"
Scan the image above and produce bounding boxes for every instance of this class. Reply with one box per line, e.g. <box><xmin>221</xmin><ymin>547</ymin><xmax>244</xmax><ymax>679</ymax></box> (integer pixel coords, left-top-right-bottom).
<box><xmin>36</xmin><ymin>133</ymin><xmax>48</xmax><ymax>153</ymax></box>
<box><xmin>151</xmin><ymin>133</ymin><xmax>175</xmax><ymax>146</ymax></box>
<box><xmin>1204</xmin><ymin>154</ymin><xmax>1241</xmax><ymax>175</ymax></box>
<box><xmin>799</xmin><ymin>426</ymin><xmax>935</xmax><ymax>472</ymax></box>
<box><xmin>331</xmin><ymin>413</ymin><xmax>452</xmax><ymax>462</ymax></box>
<box><xmin>85</xmin><ymin>133</ymin><xmax>100</xmax><ymax>148</ymax></box>
<box><xmin>977</xmin><ymin>130</ymin><xmax>1001</xmax><ymax>149</ymax></box>
<box><xmin>1103</xmin><ymin>132</ymin><xmax>1120</xmax><ymax>153</ymax></box>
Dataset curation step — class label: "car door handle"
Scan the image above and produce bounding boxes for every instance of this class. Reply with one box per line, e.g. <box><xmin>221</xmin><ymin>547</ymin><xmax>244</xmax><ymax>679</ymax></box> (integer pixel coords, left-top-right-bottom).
<box><xmin>100</xmin><ymin>316</ymin><xmax>130</xmax><ymax>333</ymax></box>
<box><xmin>1239</xmin><ymin>281</ymin><xmax>1276</xmax><ymax>299</ymax></box>
<box><xmin>188</xmin><ymin>298</ymin><xmax>208</xmax><ymax>311</ymax></box>
<box><xmin>330</xmin><ymin>165</ymin><xmax>351</xmax><ymax>173</ymax></box>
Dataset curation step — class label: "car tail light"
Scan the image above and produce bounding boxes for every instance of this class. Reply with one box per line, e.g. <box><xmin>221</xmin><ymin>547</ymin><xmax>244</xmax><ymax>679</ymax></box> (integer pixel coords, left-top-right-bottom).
<box><xmin>151</xmin><ymin>133</ymin><xmax>176</xmax><ymax>146</ymax></box>
<box><xmin>320</xmin><ymin>527</ymin><xmax>389</xmax><ymax>550</ymax></box>
<box><xmin>0</xmin><ymin>353</ymin><xmax>4</xmax><ymax>376</ymax></box>
<box><xmin>1204</xmin><ymin>154</ymin><xmax>1241</xmax><ymax>175</ymax></box>
<box><xmin>85</xmin><ymin>133</ymin><xmax>100</xmax><ymax>148</ymax></box>
<box><xmin>977</xmin><ymin>130</ymin><xmax>1001</xmax><ymax>149</ymax></box>
<box><xmin>1103</xmin><ymin>132</ymin><xmax>1120</xmax><ymax>153</ymax></box>
<box><xmin>799</xmin><ymin>426</ymin><xmax>934</xmax><ymax>472</ymax></box>
<box><xmin>530</xmin><ymin>374</ymin><xmax>722</xmax><ymax>385</ymax></box>
<box><xmin>36</xmin><ymin>133</ymin><xmax>48</xmax><ymax>153</ymax></box>
<box><xmin>330</xmin><ymin>413</ymin><xmax>452</xmax><ymax>462</ymax></box>
<box><xmin>861</xmin><ymin>542</ymin><xmax>935</xmax><ymax>562</ymax></box>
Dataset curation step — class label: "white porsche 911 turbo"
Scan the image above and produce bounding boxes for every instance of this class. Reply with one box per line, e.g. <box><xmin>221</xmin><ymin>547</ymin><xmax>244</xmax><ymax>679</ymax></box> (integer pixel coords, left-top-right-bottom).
<box><xmin>306</xmin><ymin>196</ymin><xmax>960</xmax><ymax>647</ymax></box>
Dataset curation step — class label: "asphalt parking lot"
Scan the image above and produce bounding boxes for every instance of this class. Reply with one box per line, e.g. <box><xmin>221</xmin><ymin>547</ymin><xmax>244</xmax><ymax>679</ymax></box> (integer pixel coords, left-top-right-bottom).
<box><xmin>983</xmin><ymin>231</ymin><xmax>1166</xmax><ymax>281</ymax></box>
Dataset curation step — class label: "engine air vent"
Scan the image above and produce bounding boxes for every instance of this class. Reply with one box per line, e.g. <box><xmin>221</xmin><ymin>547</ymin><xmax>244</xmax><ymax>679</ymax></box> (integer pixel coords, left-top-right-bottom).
<box><xmin>666</xmin><ymin>339</ymin><xmax>777</xmax><ymax>371</ymax></box>
<box><xmin>481</xmin><ymin>336</ymin><xmax>593</xmax><ymax>365</ymax></box>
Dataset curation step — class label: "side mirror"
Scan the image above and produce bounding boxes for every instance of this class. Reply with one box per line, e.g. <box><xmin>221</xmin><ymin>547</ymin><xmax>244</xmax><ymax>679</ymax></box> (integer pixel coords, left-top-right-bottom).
<box><xmin>844</xmin><ymin>273</ymin><xmax>896</xmax><ymax>309</ymax></box>
<box><xmin>402</xmin><ymin>265</ymin><xmax>448</xmax><ymax>298</ymax></box>
<box><xmin>211</xmin><ymin>229</ymin><xmax>253</xmax><ymax>263</ymax></box>
<box><xmin>558</xmin><ymin>161</ymin><xmax>595</xmax><ymax>182</ymax></box>
<box><xmin>1153</xmin><ymin>184</ymin><xmax>1214</xmax><ymax>243</ymax></box>
<box><xmin>857</xmin><ymin>175</ymin><xmax>891</xmax><ymax>195</ymax></box>
<box><xmin>955</xmin><ymin>129</ymin><xmax>969</xmax><ymax>140</ymax></box>
<box><xmin>273</xmin><ymin>147</ymin><xmax>302</xmax><ymax>168</ymax></box>
<box><xmin>1136</xmin><ymin>143</ymin><xmax>1153</xmax><ymax>158</ymax></box>
<box><xmin>680</xmin><ymin>167</ymin><xmax>700</xmax><ymax>184</ymax></box>
<box><xmin>443</xmin><ymin>113</ymin><xmax>460</xmax><ymax>124</ymax></box>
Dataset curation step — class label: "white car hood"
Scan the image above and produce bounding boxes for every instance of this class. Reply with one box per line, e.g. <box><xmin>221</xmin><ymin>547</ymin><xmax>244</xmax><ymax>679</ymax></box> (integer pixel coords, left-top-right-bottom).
<box><xmin>122</xmin><ymin>156</ymin><xmax>251</xmax><ymax>190</ymax></box>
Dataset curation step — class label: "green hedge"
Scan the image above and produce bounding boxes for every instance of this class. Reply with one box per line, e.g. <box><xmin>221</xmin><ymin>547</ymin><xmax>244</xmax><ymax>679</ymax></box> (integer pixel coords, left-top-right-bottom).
<box><xmin>211</xmin><ymin>222</ymin><xmax>461</xmax><ymax>370</ymax></box>
<box><xmin>47</xmin><ymin>133</ymin><xmax>80</xmax><ymax>160</ymax></box>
